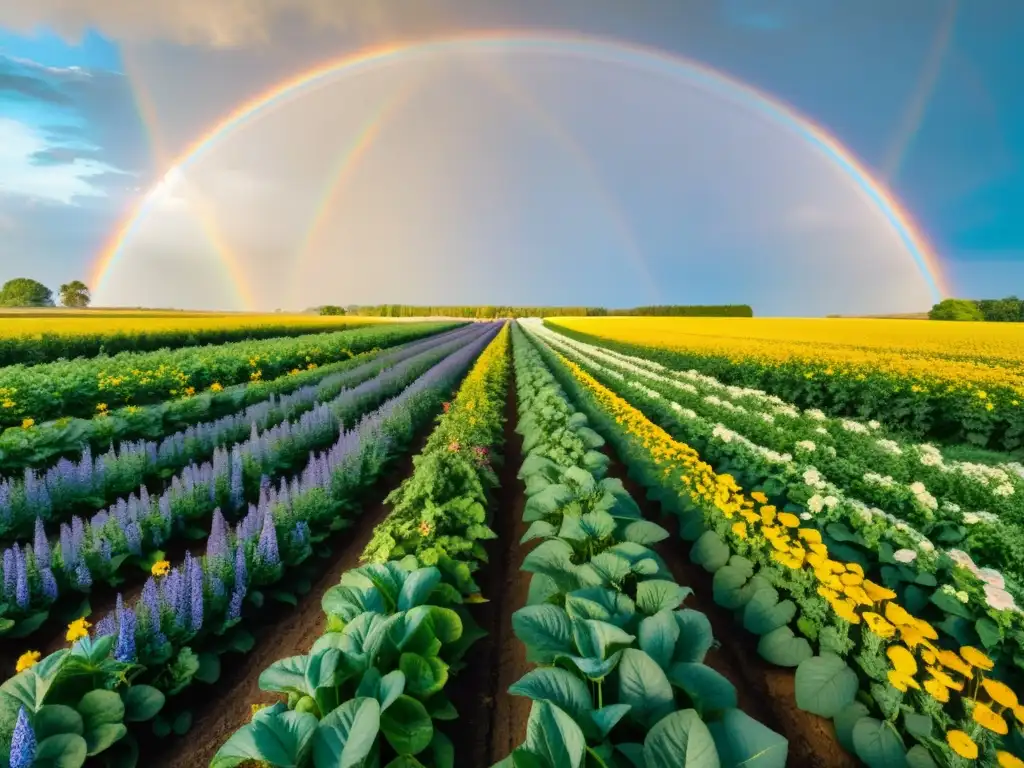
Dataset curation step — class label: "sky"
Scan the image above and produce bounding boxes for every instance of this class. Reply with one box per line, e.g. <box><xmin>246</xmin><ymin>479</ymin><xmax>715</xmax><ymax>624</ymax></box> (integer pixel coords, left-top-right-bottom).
<box><xmin>0</xmin><ymin>0</ymin><xmax>1021</xmax><ymax>316</ymax></box>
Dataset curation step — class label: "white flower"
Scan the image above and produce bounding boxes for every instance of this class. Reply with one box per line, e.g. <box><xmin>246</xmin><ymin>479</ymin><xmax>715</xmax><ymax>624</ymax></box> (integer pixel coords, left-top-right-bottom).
<box><xmin>806</xmin><ymin>409</ymin><xmax>827</xmax><ymax>421</ymax></box>
<box><xmin>800</xmin><ymin>512</ymin><xmax>813</xmax><ymax>520</ymax></box>
<box><xmin>963</xmin><ymin>512</ymin><xmax>981</xmax><ymax>525</ymax></box>
<box><xmin>802</xmin><ymin>468</ymin><xmax>825</xmax><ymax>489</ymax></box>
<box><xmin>894</xmin><ymin>549</ymin><xmax>918</xmax><ymax>563</ymax></box>
<box><xmin>910</xmin><ymin>481</ymin><xmax>927</xmax><ymax>495</ymax></box>
<box><xmin>993</xmin><ymin>483</ymin><xmax>1014</xmax><ymax>497</ymax></box>
<box><xmin>796</xmin><ymin>440</ymin><xmax>817</xmax><ymax>452</ymax></box>
<box><xmin>822</xmin><ymin>495</ymin><xmax>838</xmax><ymax>509</ymax></box>
<box><xmin>876</xmin><ymin>439</ymin><xmax>903</xmax><ymax>455</ymax></box>
<box><xmin>955</xmin><ymin>590</ymin><xmax>970</xmax><ymax>604</ymax></box>
<box><xmin>947</xmin><ymin>549</ymin><xmax>978</xmax><ymax>572</ymax></box>
<box><xmin>919</xmin><ymin>540</ymin><xmax>935</xmax><ymax>553</ymax></box>
<box><xmin>807</xmin><ymin>494</ymin><xmax>825</xmax><ymax>514</ymax></box>
<box><xmin>841</xmin><ymin>419</ymin><xmax>870</xmax><ymax>434</ymax></box>
<box><xmin>984</xmin><ymin>583</ymin><xmax>1017</xmax><ymax>612</ymax></box>
<box><xmin>815</xmin><ymin>427</ymin><xmax>828</xmax><ymax>435</ymax></box>
<box><xmin>868</xmin><ymin>420</ymin><xmax>881</xmax><ymax>429</ymax></box>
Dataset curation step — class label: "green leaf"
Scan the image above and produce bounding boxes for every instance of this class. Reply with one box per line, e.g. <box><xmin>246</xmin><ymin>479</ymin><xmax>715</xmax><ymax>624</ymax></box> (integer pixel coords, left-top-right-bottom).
<box><xmin>85</xmin><ymin>723</ymin><xmax>127</xmax><ymax>756</ymax></box>
<box><xmin>430</xmin><ymin>730</ymin><xmax>455</xmax><ymax>768</ymax></box>
<box><xmin>6</xmin><ymin>611</ymin><xmax>50</xmax><ymax>638</ymax></box>
<box><xmin>711</xmin><ymin>565</ymin><xmax>751</xmax><ymax>611</ymax></box>
<box><xmin>512</xmin><ymin>605</ymin><xmax>574</xmax><ymax>663</ymax></box>
<box><xmin>121</xmin><ymin>685</ymin><xmax>165</xmax><ymax>723</ymax></box>
<box><xmin>312</xmin><ymin>697</ymin><xmax>381</xmax><ymax>768</ymax></box>
<box><xmin>975</xmin><ymin>617</ymin><xmax>1002</xmax><ymax>649</ymax></box>
<box><xmin>33</xmin><ymin>705</ymin><xmax>84</xmax><ymax>740</ymax></box>
<box><xmin>33</xmin><ymin>733</ymin><xmax>89</xmax><ymax>768</ymax></box>
<box><xmin>380</xmin><ymin>695</ymin><xmax>433</xmax><ymax>756</ymax></box>
<box><xmin>638</xmin><ymin>610</ymin><xmax>680</xmax><ymax>670</ymax></box>
<box><xmin>399</xmin><ymin>568</ymin><xmax>442</xmax><ymax>611</ymax></box>
<box><xmin>260</xmin><ymin>656</ymin><xmax>311</xmax><ymax>697</ymax></box>
<box><xmin>172</xmin><ymin>711</ymin><xmax>192</xmax><ymax>736</ymax></box>
<box><xmin>707</xmin><ymin>707</ymin><xmax>788</xmax><ymax>768</ymax></box>
<box><xmin>667</xmin><ymin>663</ymin><xmax>737</xmax><ymax>715</ymax></box>
<box><xmin>757</xmin><ymin>627</ymin><xmax>812</xmax><ymax>667</ymax></box>
<box><xmin>399</xmin><ymin>654</ymin><xmax>449</xmax><ymax>699</ymax></box>
<box><xmin>77</xmin><ymin>689</ymin><xmax>125</xmax><ymax>730</ymax></box>
<box><xmin>833</xmin><ymin>702</ymin><xmax>870</xmax><ymax>754</ymax></box>
<box><xmin>852</xmin><ymin>717</ymin><xmax>907</xmax><ymax>768</ymax></box>
<box><xmin>509</xmin><ymin>668</ymin><xmax>595</xmax><ymax>722</ymax></box>
<box><xmin>195</xmin><ymin>652</ymin><xmax>221</xmax><ymax>685</ymax></box>
<box><xmin>620</xmin><ymin>520</ymin><xmax>670</xmax><ymax>546</ymax></box>
<box><xmin>643</xmin><ymin>709</ymin><xmax>720</xmax><ymax>768</ymax></box>
<box><xmin>617</xmin><ymin>648</ymin><xmax>675</xmax><ymax>730</ymax></box>
<box><xmin>573</xmin><ymin>619</ymin><xmax>635</xmax><ymax>662</ymax></box>
<box><xmin>589</xmin><ymin>704</ymin><xmax>632</xmax><ymax>740</ymax></box>
<box><xmin>903</xmin><ymin>712</ymin><xmax>932</xmax><ymax>743</ymax></box>
<box><xmin>673</xmin><ymin>610</ymin><xmax>714</xmax><ymax>664</ymax></box>
<box><xmin>0</xmin><ymin>650</ymin><xmax>69</xmax><ymax>711</ymax></box>
<box><xmin>691</xmin><ymin>531</ymin><xmax>730</xmax><ymax>573</ymax></box>
<box><xmin>794</xmin><ymin>654</ymin><xmax>859</xmax><ymax>718</ymax></box>
<box><xmin>742</xmin><ymin>589</ymin><xmax>796</xmax><ymax>636</ymax></box>
<box><xmin>521</xmin><ymin>520</ymin><xmax>558</xmax><ymax>544</ymax></box>
<box><xmin>636</xmin><ymin>580</ymin><xmax>691</xmax><ymax>616</ymax></box>
<box><xmin>210</xmin><ymin>709</ymin><xmax>319</xmax><ymax>768</ymax></box>
<box><xmin>565</xmin><ymin>588</ymin><xmax>635</xmax><ymax>628</ymax></box>
<box><xmin>905</xmin><ymin>745</ymin><xmax>938</xmax><ymax>768</ymax></box>
<box><xmin>523</xmin><ymin>701</ymin><xmax>587</xmax><ymax>768</ymax></box>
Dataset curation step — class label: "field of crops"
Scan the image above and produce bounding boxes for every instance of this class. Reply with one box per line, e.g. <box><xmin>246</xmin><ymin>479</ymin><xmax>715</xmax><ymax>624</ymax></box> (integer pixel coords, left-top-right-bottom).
<box><xmin>1</xmin><ymin>315</ymin><xmax>1023</xmax><ymax>768</ymax></box>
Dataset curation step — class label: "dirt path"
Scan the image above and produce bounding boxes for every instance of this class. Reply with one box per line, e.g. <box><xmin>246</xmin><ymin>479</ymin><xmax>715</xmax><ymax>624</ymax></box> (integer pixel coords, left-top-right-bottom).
<box><xmin>607</xmin><ymin>461</ymin><xmax>857</xmax><ymax>768</ymax></box>
<box><xmin>149</xmin><ymin>438</ymin><xmax>427</xmax><ymax>768</ymax></box>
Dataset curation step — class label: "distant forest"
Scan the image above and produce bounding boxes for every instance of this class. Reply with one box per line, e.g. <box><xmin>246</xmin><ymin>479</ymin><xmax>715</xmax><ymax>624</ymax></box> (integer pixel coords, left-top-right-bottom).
<box><xmin>929</xmin><ymin>296</ymin><xmax>1024</xmax><ymax>322</ymax></box>
<box><xmin>324</xmin><ymin>304</ymin><xmax>754</xmax><ymax>318</ymax></box>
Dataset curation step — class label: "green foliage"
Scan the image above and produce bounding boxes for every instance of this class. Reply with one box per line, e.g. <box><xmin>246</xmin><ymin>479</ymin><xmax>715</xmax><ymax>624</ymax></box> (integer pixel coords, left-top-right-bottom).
<box><xmin>975</xmin><ymin>295</ymin><xmax>1024</xmax><ymax>322</ymax></box>
<box><xmin>928</xmin><ymin>298</ymin><xmax>984</xmax><ymax>321</ymax></box>
<box><xmin>349</xmin><ymin>304</ymin><xmax>753</xmax><ymax>318</ymax></box>
<box><xmin>318</xmin><ymin>305</ymin><xmax>346</xmax><ymax>316</ymax></box>
<box><xmin>0</xmin><ymin>277</ymin><xmax>55</xmax><ymax>307</ymax></box>
<box><xmin>58</xmin><ymin>281</ymin><xmax>91</xmax><ymax>308</ymax></box>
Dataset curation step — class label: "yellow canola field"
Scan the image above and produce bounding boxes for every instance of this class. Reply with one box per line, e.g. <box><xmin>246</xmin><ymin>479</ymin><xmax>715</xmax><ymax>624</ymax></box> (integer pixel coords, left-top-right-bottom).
<box><xmin>0</xmin><ymin>313</ymin><xmax>381</xmax><ymax>338</ymax></box>
<box><xmin>549</xmin><ymin>317</ymin><xmax>1024</xmax><ymax>396</ymax></box>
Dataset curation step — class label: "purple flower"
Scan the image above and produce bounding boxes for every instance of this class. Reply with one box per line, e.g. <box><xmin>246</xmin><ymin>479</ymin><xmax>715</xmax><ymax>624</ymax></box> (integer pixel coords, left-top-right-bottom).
<box><xmin>33</xmin><ymin>518</ymin><xmax>50</xmax><ymax>569</ymax></box>
<box><xmin>190</xmin><ymin>560</ymin><xmax>204</xmax><ymax>632</ymax></box>
<box><xmin>229</xmin><ymin>451</ymin><xmax>243</xmax><ymax>510</ymax></box>
<box><xmin>14</xmin><ymin>546</ymin><xmax>29</xmax><ymax>610</ymax></box>
<box><xmin>256</xmin><ymin>507</ymin><xmax>279</xmax><ymax>567</ymax></box>
<box><xmin>125</xmin><ymin>523</ymin><xmax>142</xmax><ymax>556</ymax></box>
<box><xmin>233</xmin><ymin>543</ymin><xmax>247</xmax><ymax>593</ymax></box>
<box><xmin>3</xmin><ymin>547</ymin><xmax>14</xmax><ymax>600</ymax></box>
<box><xmin>207</xmin><ymin>509</ymin><xmax>228</xmax><ymax>560</ymax></box>
<box><xmin>10</xmin><ymin>707</ymin><xmax>35</xmax><ymax>768</ymax></box>
<box><xmin>114</xmin><ymin>607</ymin><xmax>137</xmax><ymax>662</ymax></box>
<box><xmin>40</xmin><ymin>568</ymin><xmax>58</xmax><ymax>602</ymax></box>
<box><xmin>227</xmin><ymin>587</ymin><xmax>244</xmax><ymax>621</ymax></box>
<box><xmin>75</xmin><ymin>562</ymin><xmax>92</xmax><ymax>589</ymax></box>
<box><xmin>95</xmin><ymin>614</ymin><xmax>117</xmax><ymax>638</ymax></box>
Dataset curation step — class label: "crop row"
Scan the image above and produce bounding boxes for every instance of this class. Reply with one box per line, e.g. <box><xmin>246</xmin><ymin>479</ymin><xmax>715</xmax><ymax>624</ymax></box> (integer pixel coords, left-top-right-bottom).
<box><xmin>0</xmin><ymin>323</ymin><xmax>500</xmax><ymax>768</ymax></box>
<box><xmin>211</xmin><ymin>322</ymin><xmax>512</xmax><ymax>767</ymax></box>
<box><xmin>0</xmin><ymin>315</ymin><xmax>382</xmax><ymax>368</ymax></box>
<box><xmin>547</xmin><ymin>319</ymin><xmax>1024</xmax><ymax>452</ymax></box>
<box><xmin>523</xmin><ymin>321</ymin><xmax>1024</xmax><ymax>768</ymax></box>
<box><xmin>0</xmin><ymin>322</ymin><xmax>455</xmax><ymax>474</ymax></box>
<box><xmin>498</xmin><ymin>322</ymin><xmax>787</xmax><ymax>767</ymax></box>
<box><xmin>0</xmin><ymin>324</ymin><xmax>479</xmax><ymax>542</ymax></box>
<box><xmin>0</xmin><ymin>321</ymin><xmax>457</xmax><ymax>429</ymax></box>
<box><xmin>531</xmin><ymin>324</ymin><xmax>1024</xmax><ymax>619</ymax></box>
<box><xmin>0</xmin><ymin>325</ymin><xmax>491</xmax><ymax>639</ymax></box>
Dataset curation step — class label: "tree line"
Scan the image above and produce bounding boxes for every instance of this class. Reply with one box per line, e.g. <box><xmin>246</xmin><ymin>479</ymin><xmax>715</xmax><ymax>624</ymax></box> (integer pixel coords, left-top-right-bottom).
<box><xmin>0</xmin><ymin>278</ymin><xmax>90</xmax><ymax>308</ymax></box>
<box><xmin>338</xmin><ymin>304</ymin><xmax>754</xmax><ymax>318</ymax></box>
<box><xmin>929</xmin><ymin>296</ymin><xmax>1024</xmax><ymax>322</ymax></box>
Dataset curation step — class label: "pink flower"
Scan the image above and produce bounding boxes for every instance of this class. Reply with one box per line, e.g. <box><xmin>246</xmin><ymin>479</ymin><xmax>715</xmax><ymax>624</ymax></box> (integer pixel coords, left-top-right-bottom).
<box><xmin>448</xmin><ymin>441</ymin><xmax>460</xmax><ymax>452</ymax></box>
<box><xmin>984</xmin><ymin>583</ymin><xmax>1017</xmax><ymax>612</ymax></box>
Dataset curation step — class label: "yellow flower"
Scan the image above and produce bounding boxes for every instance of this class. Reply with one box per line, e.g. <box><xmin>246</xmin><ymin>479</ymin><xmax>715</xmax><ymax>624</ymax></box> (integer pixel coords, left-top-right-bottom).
<box><xmin>845</xmin><ymin>562</ymin><xmax>864</xmax><ymax>577</ymax></box>
<box><xmin>210</xmin><ymin>382</ymin><xmax>223</xmax><ymax>392</ymax></box>
<box><xmin>982</xmin><ymin>678</ymin><xmax>1018</xmax><ymax>709</ymax></box>
<box><xmin>840</xmin><ymin>572</ymin><xmax>864</xmax><ymax>586</ymax></box>
<box><xmin>1015</xmin><ymin>705</ymin><xmax>1024</xmax><ymax>725</ymax></box>
<box><xmin>750</xmin><ymin>491</ymin><xmax>768</xmax><ymax>504</ymax></box>
<box><xmin>829</xmin><ymin>598</ymin><xmax>861</xmax><ymax>624</ymax></box>
<box><xmin>844</xmin><ymin>585</ymin><xmax>873</xmax><ymax>607</ymax></box>
<box><xmin>887</xmin><ymin>670</ymin><xmax>919</xmax><ymax>692</ymax></box>
<box><xmin>185</xmin><ymin>387</ymin><xmax>196</xmax><ymax>396</ymax></box>
<box><xmin>798</xmin><ymin>528</ymin><xmax>822</xmax><ymax>544</ymax></box>
<box><xmin>924</xmin><ymin>678</ymin><xmax>949</xmax><ymax>703</ymax></box>
<box><xmin>862</xmin><ymin>579</ymin><xmax>897</xmax><ymax>603</ymax></box>
<box><xmin>946</xmin><ymin>730</ymin><xmax>978</xmax><ymax>760</ymax></box>
<box><xmin>862</xmin><ymin>612</ymin><xmax>895</xmax><ymax>638</ymax></box>
<box><xmin>151</xmin><ymin>560</ymin><xmax>171</xmax><ymax>577</ymax></box>
<box><xmin>887</xmin><ymin>645</ymin><xmax>917</xmax><ymax>675</ymax></box>
<box><xmin>817</xmin><ymin>586</ymin><xmax>839</xmax><ymax>601</ymax></box>
<box><xmin>884</xmin><ymin>602</ymin><xmax>915</xmax><ymax>626</ymax></box>
<box><xmin>936</xmin><ymin>649</ymin><xmax>973</xmax><ymax>677</ymax></box>
<box><xmin>66</xmin><ymin>618</ymin><xmax>91</xmax><ymax>643</ymax></box>
<box><xmin>15</xmin><ymin>650</ymin><xmax>40</xmax><ymax>673</ymax></box>
<box><xmin>777</xmin><ymin>512</ymin><xmax>800</xmax><ymax>528</ymax></box>
<box><xmin>997</xmin><ymin>751</ymin><xmax>1024</xmax><ymax>768</ymax></box>
<box><xmin>913</xmin><ymin>619</ymin><xmax>938</xmax><ymax>641</ymax></box>
<box><xmin>96</xmin><ymin>402</ymin><xmax>107</xmax><ymax>412</ymax></box>
<box><xmin>960</xmin><ymin>646</ymin><xmax>994</xmax><ymax>671</ymax></box>
<box><xmin>20</xmin><ymin>418</ymin><xmax>34</xmax><ymax>429</ymax></box>
<box><xmin>731</xmin><ymin>522</ymin><xmax>748</xmax><ymax>540</ymax></box>
<box><xmin>926</xmin><ymin>666</ymin><xmax>964</xmax><ymax>692</ymax></box>
<box><xmin>972</xmin><ymin>700</ymin><xmax>1009</xmax><ymax>735</ymax></box>
<box><xmin>760</xmin><ymin>506</ymin><xmax>777</xmax><ymax>524</ymax></box>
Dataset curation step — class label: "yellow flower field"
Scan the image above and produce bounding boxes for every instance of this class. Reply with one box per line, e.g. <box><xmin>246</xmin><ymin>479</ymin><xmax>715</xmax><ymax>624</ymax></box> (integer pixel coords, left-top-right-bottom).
<box><xmin>550</xmin><ymin>316</ymin><xmax>1024</xmax><ymax>396</ymax></box>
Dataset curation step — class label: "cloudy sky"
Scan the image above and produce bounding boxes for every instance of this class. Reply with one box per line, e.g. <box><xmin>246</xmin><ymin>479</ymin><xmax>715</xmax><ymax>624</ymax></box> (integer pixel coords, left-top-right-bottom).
<box><xmin>0</xmin><ymin>0</ymin><xmax>1021</xmax><ymax>315</ymax></box>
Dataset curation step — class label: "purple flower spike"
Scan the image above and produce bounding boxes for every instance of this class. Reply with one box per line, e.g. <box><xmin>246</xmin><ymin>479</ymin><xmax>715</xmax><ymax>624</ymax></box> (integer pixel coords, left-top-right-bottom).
<box><xmin>75</xmin><ymin>562</ymin><xmax>92</xmax><ymax>589</ymax></box>
<box><xmin>95</xmin><ymin>614</ymin><xmax>117</xmax><ymax>638</ymax></box>
<box><xmin>207</xmin><ymin>509</ymin><xmax>228</xmax><ymax>560</ymax></box>
<box><xmin>33</xmin><ymin>518</ymin><xmax>50</xmax><ymax>569</ymax></box>
<box><xmin>14</xmin><ymin>546</ymin><xmax>29</xmax><ymax>610</ymax></box>
<box><xmin>10</xmin><ymin>707</ymin><xmax>36</xmax><ymax>768</ymax></box>
<box><xmin>114</xmin><ymin>607</ymin><xmax>137</xmax><ymax>662</ymax></box>
<box><xmin>256</xmin><ymin>506</ymin><xmax>279</xmax><ymax>567</ymax></box>
<box><xmin>190</xmin><ymin>560</ymin><xmax>204</xmax><ymax>632</ymax></box>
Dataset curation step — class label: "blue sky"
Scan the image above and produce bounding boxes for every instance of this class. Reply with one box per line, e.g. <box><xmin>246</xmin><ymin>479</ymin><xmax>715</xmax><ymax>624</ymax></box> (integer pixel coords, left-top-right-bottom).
<box><xmin>0</xmin><ymin>0</ymin><xmax>1021</xmax><ymax>314</ymax></box>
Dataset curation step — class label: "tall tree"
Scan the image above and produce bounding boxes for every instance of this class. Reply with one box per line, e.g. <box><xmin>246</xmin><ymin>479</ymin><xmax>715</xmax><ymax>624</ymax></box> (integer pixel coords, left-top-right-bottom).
<box><xmin>59</xmin><ymin>280</ymin><xmax>91</xmax><ymax>308</ymax></box>
<box><xmin>0</xmin><ymin>278</ymin><xmax>55</xmax><ymax>307</ymax></box>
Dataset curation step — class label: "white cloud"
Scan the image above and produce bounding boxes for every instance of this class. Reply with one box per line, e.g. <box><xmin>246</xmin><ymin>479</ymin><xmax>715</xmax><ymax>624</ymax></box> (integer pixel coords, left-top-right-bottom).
<box><xmin>0</xmin><ymin>118</ymin><xmax>125</xmax><ymax>204</ymax></box>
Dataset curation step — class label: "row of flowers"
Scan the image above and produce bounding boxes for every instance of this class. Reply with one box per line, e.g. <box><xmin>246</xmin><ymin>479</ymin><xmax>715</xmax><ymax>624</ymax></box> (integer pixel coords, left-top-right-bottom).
<box><xmin>210</xmin><ymin>322</ymin><xmax>511</xmax><ymax>767</ymax></box>
<box><xmin>532</xmin><ymin>323</ymin><xmax>1024</xmax><ymax>628</ymax></box>
<box><xmin>0</xmin><ymin>322</ymin><xmax>456</xmax><ymax>476</ymax></box>
<box><xmin>1</xmin><ymin>324</ymin><xmax>501</xmax><ymax>768</ymax></box>
<box><xmin>0</xmin><ymin>324</ymin><xmax>478</xmax><ymax>542</ymax></box>
<box><xmin>0</xmin><ymin>325</ymin><xmax>494</xmax><ymax>640</ymax></box>
<box><xmin>0</xmin><ymin>321</ymin><xmax>456</xmax><ymax>430</ymax></box>
<box><xmin>545</xmin><ymin>318</ymin><xmax>1024</xmax><ymax>453</ymax></box>
<box><xmin>496</xmin><ymin>322</ymin><xmax>788</xmax><ymax>767</ymax></box>
<box><xmin>520</xmin><ymin>322</ymin><xmax>1024</xmax><ymax>768</ymax></box>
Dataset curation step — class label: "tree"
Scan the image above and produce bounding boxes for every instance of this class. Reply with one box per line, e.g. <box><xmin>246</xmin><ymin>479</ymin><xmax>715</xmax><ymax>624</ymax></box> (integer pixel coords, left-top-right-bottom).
<box><xmin>319</xmin><ymin>305</ymin><xmax>346</xmax><ymax>316</ymax></box>
<box><xmin>929</xmin><ymin>298</ymin><xmax>984</xmax><ymax>321</ymax></box>
<box><xmin>58</xmin><ymin>280</ymin><xmax>91</xmax><ymax>308</ymax></box>
<box><xmin>977</xmin><ymin>296</ymin><xmax>1022</xmax><ymax>322</ymax></box>
<box><xmin>0</xmin><ymin>278</ymin><xmax>55</xmax><ymax>307</ymax></box>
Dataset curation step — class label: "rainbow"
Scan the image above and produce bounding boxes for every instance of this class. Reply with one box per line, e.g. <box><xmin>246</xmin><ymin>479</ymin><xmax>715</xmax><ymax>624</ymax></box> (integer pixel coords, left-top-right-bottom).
<box><xmin>91</xmin><ymin>31</ymin><xmax>950</xmax><ymax>304</ymax></box>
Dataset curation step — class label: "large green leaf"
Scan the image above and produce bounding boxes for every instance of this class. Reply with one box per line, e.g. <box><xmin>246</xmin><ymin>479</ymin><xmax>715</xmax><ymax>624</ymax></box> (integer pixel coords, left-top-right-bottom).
<box><xmin>521</xmin><ymin>520</ymin><xmax>558</xmax><ymax>544</ymax></box>
<box><xmin>513</xmin><ymin>605</ymin><xmax>574</xmax><ymax>663</ymax></box>
<box><xmin>509</xmin><ymin>668</ymin><xmax>594</xmax><ymax>722</ymax></box>
<box><xmin>637</xmin><ymin>610</ymin><xmax>680</xmax><ymax>670</ymax></box>
<box><xmin>380</xmin><ymin>695</ymin><xmax>433</xmax><ymax>756</ymax></box>
<box><xmin>523</xmin><ymin>701</ymin><xmax>587</xmax><ymax>768</ymax></box>
<box><xmin>741</xmin><ymin>589</ymin><xmax>796</xmax><ymax>637</ymax></box>
<box><xmin>691</xmin><ymin>532</ymin><xmax>730</xmax><ymax>573</ymax></box>
<box><xmin>565</xmin><ymin>588</ymin><xmax>636</xmax><ymax>628</ymax></box>
<box><xmin>643</xmin><ymin>709</ymin><xmax>720</xmax><ymax>768</ymax></box>
<box><xmin>636</xmin><ymin>581</ymin><xmax>691</xmax><ymax>616</ymax></box>
<box><xmin>398</xmin><ymin>568</ymin><xmax>442</xmax><ymax>611</ymax></box>
<box><xmin>673</xmin><ymin>610</ymin><xmax>714</xmax><ymax>664</ymax></box>
<box><xmin>33</xmin><ymin>733</ymin><xmax>89</xmax><ymax>768</ymax></box>
<box><xmin>573</xmin><ymin>619</ymin><xmax>635</xmax><ymax>661</ymax></box>
<box><xmin>399</xmin><ymin>654</ymin><xmax>448</xmax><ymax>699</ymax></box>
<box><xmin>76</xmin><ymin>690</ymin><xmax>124</xmax><ymax>730</ymax></box>
<box><xmin>312</xmin><ymin>697</ymin><xmax>381</xmax><ymax>768</ymax></box>
<box><xmin>211</xmin><ymin>709</ymin><xmax>319</xmax><ymax>768</ymax></box>
<box><xmin>711</xmin><ymin>566</ymin><xmax>751</xmax><ymax>611</ymax></box>
<box><xmin>260</xmin><ymin>656</ymin><xmax>311</xmax><ymax>697</ymax></box>
<box><xmin>905</xmin><ymin>745</ymin><xmax>938</xmax><ymax>768</ymax></box>
<box><xmin>667</xmin><ymin>663</ymin><xmax>737</xmax><ymax>715</ymax></box>
<box><xmin>851</xmin><ymin>718</ymin><xmax>907</xmax><ymax>768</ymax></box>
<box><xmin>756</xmin><ymin>627</ymin><xmax>812</xmax><ymax>668</ymax></box>
<box><xmin>84</xmin><ymin>723</ymin><xmax>127</xmax><ymax>756</ymax></box>
<box><xmin>616</xmin><ymin>649</ymin><xmax>676</xmax><ymax>730</ymax></box>
<box><xmin>833</xmin><ymin>702</ymin><xmax>871</xmax><ymax>754</ymax></box>
<box><xmin>706</xmin><ymin>708</ymin><xmax>788</xmax><ymax>768</ymax></box>
<box><xmin>33</xmin><ymin>704</ymin><xmax>84</xmax><ymax>740</ymax></box>
<box><xmin>620</xmin><ymin>520</ymin><xmax>670</xmax><ymax>546</ymax></box>
<box><xmin>0</xmin><ymin>650</ymin><xmax>69</xmax><ymax>712</ymax></box>
<box><xmin>794</xmin><ymin>655</ymin><xmax>859</xmax><ymax>718</ymax></box>
<box><xmin>589</xmin><ymin>704</ymin><xmax>632</xmax><ymax>740</ymax></box>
